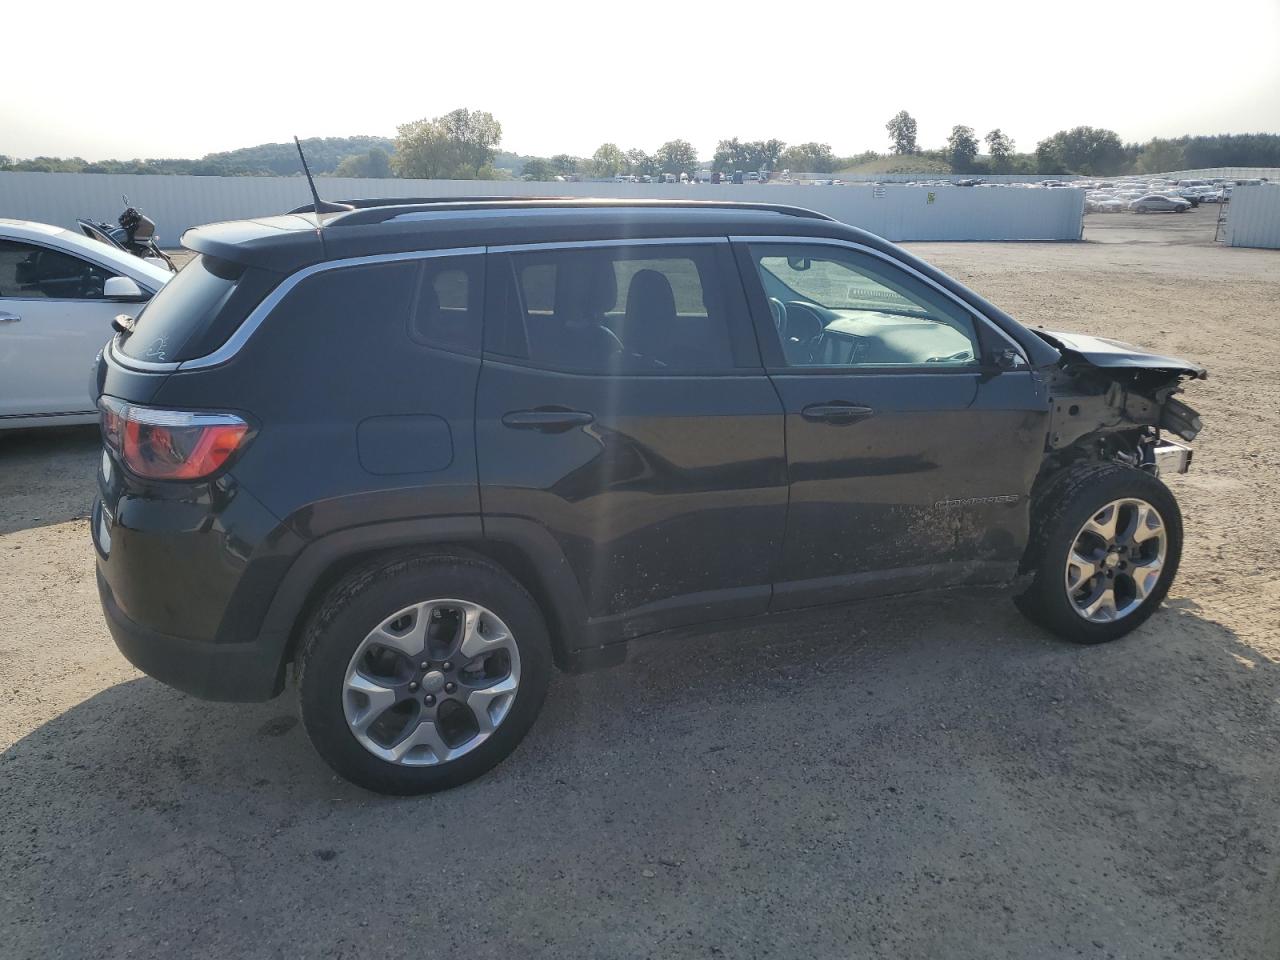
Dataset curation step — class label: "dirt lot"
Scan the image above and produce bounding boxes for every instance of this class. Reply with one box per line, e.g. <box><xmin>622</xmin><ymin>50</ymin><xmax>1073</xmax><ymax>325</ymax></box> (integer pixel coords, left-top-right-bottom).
<box><xmin>2</xmin><ymin>207</ymin><xmax>1277</xmax><ymax>959</ymax></box>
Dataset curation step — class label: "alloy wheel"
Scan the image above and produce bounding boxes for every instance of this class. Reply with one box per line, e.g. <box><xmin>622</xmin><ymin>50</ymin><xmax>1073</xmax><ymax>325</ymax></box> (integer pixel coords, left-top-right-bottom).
<box><xmin>342</xmin><ymin>599</ymin><xmax>520</xmax><ymax>765</ymax></box>
<box><xmin>1064</xmin><ymin>498</ymin><xmax>1168</xmax><ymax>623</ymax></box>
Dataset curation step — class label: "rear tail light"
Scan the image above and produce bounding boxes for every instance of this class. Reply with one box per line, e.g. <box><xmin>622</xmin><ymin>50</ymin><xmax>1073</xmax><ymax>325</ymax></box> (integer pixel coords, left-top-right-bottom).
<box><xmin>99</xmin><ymin>396</ymin><xmax>253</xmax><ymax>481</ymax></box>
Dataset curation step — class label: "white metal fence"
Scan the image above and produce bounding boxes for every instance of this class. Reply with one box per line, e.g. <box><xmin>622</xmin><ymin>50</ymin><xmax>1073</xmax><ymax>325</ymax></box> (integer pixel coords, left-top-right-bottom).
<box><xmin>1153</xmin><ymin>167</ymin><xmax>1280</xmax><ymax>182</ymax></box>
<box><xmin>1224</xmin><ymin>184</ymin><xmax>1280</xmax><ymax>249</ymax></box>
<box><xmin>831</xmin><ymin>173</ymin><xmax>1078</xmax><ymax>184</ymax></box>
<box><xmin>0</xmin><ymin>171</ymin><xmax>1085</xmax><ymax>244</ymax></box>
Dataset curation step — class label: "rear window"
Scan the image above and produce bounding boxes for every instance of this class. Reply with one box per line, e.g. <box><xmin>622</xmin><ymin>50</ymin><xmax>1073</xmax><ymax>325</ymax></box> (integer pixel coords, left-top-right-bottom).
<box><xmin>119</xmin><ymin>254</ymin><xmax>279</xmax><ymax>363</ymax></box>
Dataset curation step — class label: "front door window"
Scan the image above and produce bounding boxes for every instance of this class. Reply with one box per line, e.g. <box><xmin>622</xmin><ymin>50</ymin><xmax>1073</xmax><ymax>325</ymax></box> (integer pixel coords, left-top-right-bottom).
<box><xmin>748</xmin><ymin>244</ymin><xmax>981</xmax><ymax>369</ymax></box>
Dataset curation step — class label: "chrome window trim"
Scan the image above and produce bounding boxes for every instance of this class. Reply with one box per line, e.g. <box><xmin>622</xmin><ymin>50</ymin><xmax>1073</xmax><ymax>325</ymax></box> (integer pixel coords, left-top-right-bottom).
<box><xmin>180</xmin><ymin>247</ymin><xmax>484</xmax><ymax>371</ymax></box>
<box><xmin>106</xmin><ymin>234</ymin><xmax>1003</xmax><ymax>376</ymax></box>
<box><xmin>729</xmin><ymin>234</ymin><xmax>1028</xmax><ymax>364</ymax></box>
<box><xmin>106</xmin><ymin>246</ymin><xmax>484</xmax><ymax>374</ymax></box>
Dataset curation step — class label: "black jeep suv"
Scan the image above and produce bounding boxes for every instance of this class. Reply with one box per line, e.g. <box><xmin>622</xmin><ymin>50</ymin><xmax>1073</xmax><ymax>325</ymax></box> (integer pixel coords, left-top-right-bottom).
<box><xmin>92</xmin><ymin>198</ymin><xmax>1205</xmax><ymax>794</ymax></box>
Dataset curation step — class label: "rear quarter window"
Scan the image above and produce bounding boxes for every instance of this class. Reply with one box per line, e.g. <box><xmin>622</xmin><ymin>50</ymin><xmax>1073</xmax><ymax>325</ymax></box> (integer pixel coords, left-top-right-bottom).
<box><xmin>408</xmin><ymin>255</ymin><xmax>485</xmax><ymax>356</ymax></box>
<box><xmin>119</xmin><ymin>254</ymin><xmax>280</xmax><ymax>363</ymax></box>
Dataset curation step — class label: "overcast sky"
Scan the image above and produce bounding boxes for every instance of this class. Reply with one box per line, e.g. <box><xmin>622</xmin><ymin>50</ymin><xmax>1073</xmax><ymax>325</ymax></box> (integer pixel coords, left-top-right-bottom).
<box><xmin>5</xmin><ymin>0</ymin><xmax>1279</xmax><ymax>162</ymax></box>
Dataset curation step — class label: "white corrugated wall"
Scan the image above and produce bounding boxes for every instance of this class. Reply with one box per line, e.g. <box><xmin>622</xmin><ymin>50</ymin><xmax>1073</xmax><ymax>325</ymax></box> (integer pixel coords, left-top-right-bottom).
<box><xmin>0</xmin><ymin>171</ymin><xmax>1084</xmax><ymax>245</ymax></box>
<box><xmin>1224</xmin><ymin>184</ymin><xmax>1280</xmax><ymax>249</ymax></box>
<box><xmin>1156</xmin><ymin>167</ymin><xmax>1280</xmax><ymax>182</ymax></box>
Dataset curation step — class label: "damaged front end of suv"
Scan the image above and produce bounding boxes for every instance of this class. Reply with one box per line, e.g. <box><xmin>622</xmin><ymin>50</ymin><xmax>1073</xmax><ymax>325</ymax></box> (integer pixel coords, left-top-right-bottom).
<box><xmin>1035</xmin><ymin>329</ymin><xmax>1206</xmax><ymax>479</ymax></box>
<box><xmin>1007</xmin><ymin>327</ymin><xmax>1206</xmax><ymax>644</ymax></box>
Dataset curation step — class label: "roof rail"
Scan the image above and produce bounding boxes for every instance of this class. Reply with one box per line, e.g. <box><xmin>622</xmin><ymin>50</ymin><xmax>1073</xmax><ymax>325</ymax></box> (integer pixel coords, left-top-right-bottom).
<box><xmin>286</xmin><ymin>197</ymin><xmax>836</xmax><ymax>225</ymax></box>
<box><xmin>284</xmin><ymin>195</ymin><xmax>553</xmax><ymax>214</ymax></box>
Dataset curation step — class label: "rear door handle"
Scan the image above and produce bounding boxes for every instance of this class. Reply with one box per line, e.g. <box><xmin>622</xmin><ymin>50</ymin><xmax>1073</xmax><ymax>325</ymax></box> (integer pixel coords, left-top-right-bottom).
<box><xmin>0</xmin><ymin>312</ymin><xmax>20</xmax><ymax>323</ymax></box>
<box><xmin>501</xmin><ymin>407</ymin><xmax>595</xmax><ymax>433</ymax></box>
<box><xmin>801</xmin><ymin>402</ymin><xmax>875</xmax><ymax>425</ymax></box>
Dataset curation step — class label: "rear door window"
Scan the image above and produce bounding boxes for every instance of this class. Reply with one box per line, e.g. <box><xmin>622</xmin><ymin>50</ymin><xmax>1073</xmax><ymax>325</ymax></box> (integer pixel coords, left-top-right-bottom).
<box><xmin>484</xmin><ymin>243</ymin><xmax>756</xmax><ymax>374</ymax></box>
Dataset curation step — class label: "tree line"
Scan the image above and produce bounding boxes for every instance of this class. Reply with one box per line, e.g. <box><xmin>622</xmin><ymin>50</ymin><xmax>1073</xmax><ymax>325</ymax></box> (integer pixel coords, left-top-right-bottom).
<box><xmin>3</xmin><ymin>107</ymin><xmax>1277</xmax><ymax>181</ymax></box>
<box><xmin>883</xmin><ymin>110</ymin><xmax>1280</xmax><ymax>176</ymax></box>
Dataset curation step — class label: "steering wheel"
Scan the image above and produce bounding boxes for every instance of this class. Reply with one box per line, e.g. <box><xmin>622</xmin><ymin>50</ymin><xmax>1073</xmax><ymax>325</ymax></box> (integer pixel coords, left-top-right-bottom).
<box><xmin>80</xmin><ymin>268</ymin><xmax>105</xmax><ymax>299</ymax></box>
<box><xmin>780</xmin><ymin>301</ymin><xmax>826</xmax><ymax>364</ymax></box>
<box><xmin>768</xmin><ymin>296</ymin><xmax>787</xmax><ymax>334</ymax></box>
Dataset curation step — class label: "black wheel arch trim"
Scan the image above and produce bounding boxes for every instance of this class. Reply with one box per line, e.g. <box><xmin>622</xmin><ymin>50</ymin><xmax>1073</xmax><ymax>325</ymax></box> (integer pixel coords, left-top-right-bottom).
<box><xmin>258</xmin><ymin>515</ymin><xmax>601</xmax><ymax>688</ymax></box>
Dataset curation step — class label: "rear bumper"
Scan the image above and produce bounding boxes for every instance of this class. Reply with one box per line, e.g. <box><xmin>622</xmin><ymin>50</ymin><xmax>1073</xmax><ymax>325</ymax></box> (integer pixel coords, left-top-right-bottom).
<box><xmin>98</xmin><ymin>567</ymin><xmax>284</xmax><ymax>702</ymax></box>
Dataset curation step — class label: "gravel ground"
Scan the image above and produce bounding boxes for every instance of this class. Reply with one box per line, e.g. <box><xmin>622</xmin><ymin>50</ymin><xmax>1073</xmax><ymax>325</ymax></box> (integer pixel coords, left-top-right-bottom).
<box><xmin>1</xmin><ymin>207</ymin><xmax>1277</xmax><ymax>959</ymax></box>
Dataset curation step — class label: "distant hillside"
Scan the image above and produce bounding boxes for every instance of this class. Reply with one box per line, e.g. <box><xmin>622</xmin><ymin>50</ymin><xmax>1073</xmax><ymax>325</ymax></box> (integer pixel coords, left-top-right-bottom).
<box><xmin>202</xmin><ymin>136</ymin><xmax>396</xmax><ymax>176</ymax></box>
<box><xmin>0</xmin><ymin>136</ymin><xmax>397</xmax><ymax>177</ymax></box>
<box><xmin>836</xmin><ymin>154</ymin><xmax>952</xmax><ymax>176</ymax></box>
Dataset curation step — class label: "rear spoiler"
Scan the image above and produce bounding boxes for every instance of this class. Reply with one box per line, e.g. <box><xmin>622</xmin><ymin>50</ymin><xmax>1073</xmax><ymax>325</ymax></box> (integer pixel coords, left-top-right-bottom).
<box><xmin>181</xmin><ymin>214</ymin><xmax>327</xmax><ymax>273</ymax></box>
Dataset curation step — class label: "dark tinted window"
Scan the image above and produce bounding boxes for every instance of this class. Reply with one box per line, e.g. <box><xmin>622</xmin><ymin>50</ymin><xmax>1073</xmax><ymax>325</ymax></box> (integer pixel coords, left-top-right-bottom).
<box><xmin>409</xmin><ymin>255</ymin><xmax>484</xmax><ymax>355</ymax></box>
<box><xmin>487</xmin><ymin>244</ymin><xmax>747</xmax><ymax>374</ymax></box>
<box><xmin>0</xmin><ymin>240</ymin><xmax>115</xmax><ymax>300</ymax></box>
<box><xmin>119</xmin><ymin>255</ymin><xmax>247</xmax><ymax>363</ymax></box>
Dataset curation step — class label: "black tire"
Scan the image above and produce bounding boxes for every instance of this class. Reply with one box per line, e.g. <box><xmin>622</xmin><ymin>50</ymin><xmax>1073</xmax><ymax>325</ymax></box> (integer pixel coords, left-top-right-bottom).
<box><xmin>297</xmin><ymin>553</ymin><xmax>552</xmax><ymax>795</ymax></box>
<box><xmin>1015</xmin><ymin>462</ymin><xmax>1183</xmax><ymax>644</ymax></box>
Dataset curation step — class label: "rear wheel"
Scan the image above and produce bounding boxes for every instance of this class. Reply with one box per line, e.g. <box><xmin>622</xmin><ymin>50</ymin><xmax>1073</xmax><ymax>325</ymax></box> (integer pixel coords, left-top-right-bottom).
<box><xmin>297</xmin><ymin>554</ymin><xmax>552</xmax><ymax>794</ymax></box>
<box><xmin>1016</xmin><ymin>463</ymin><xmax>1182</xmax><ymax>644</ymax></box>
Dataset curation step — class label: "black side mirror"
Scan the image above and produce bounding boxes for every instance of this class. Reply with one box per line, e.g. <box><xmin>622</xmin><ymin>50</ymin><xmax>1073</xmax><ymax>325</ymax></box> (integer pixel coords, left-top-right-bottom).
<box><xmin>994</xmin><ymin>348</ymin><xmax>1024</xmax><ymax>370</ymax></box>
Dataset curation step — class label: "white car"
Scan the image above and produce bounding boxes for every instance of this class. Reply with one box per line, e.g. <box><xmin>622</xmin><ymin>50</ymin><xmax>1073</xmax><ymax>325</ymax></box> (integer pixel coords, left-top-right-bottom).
<box><xmin>0</xmin><ymin>219</ymin><xmax>172</xmax><ymax>429</ymax></box>
<box><xmin>1128</xmin><ymin>194</ymin><xmax>1192</xmax><ymax>214</ymax></box>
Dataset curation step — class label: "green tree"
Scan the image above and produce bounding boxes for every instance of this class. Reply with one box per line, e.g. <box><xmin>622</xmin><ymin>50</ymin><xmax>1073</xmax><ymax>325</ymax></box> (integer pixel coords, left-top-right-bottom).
<box><xmin>712</xmin><ymin>137</ymin><xmax>742</xmax><ymax>170</ymax></box>
<box><xmin>753</xmin><ymin>139</ymin><xmax>786</xmax><ymax>170</ymax></box>
<box><xmin>333</xmin><ymin>147</ymin><xmax>392</xmax><ymax>178</ymax></box>
<box><xmin>521</xmin><ymin>157</ymin><xmax>556</xmax><ymax>181</ymax></box>
<box><xmin>1136</xmin><ymin>138</ymin><xmax>1186</xmax><ymax>174</ymax></box>
<box><xmin>334</xmin><ymin>154</ymin><xmax>365</xmax><ymax>177</ymax></box>
<box><xmin>550</xmin><ymin>153</ymin><xmax>580</xmax><ymax>176</ymax></box>
<box><xmin>656</xmin><ymin>139</ymin><xmax>699</xmax><ymax>176</ymax></box>
<box><xmin>590</xmin><ymin>142</ymin><xmax>627</xmax><ymax>178</ymax></box>
<box><xmin>984</xmin><ymin>129</ymin><xmax>1015</xmax><ymax>172</ymax></box>
<box><xmin>713</xmin><ymin>137</ymin><xmax>787</xmax><ymax>171</ymax></box>
<box><xmin>1035</xmin><ymin>126</ymin><xmax>1125</xmax><ymax>176</ymax></box>
<box><xmin>886</xmin><ymin>111</ymin><xmax>918</xmax><ymax>155</ymax></box>
<box><xmin>625</xmin><ymin>148</ymin><xmax>657</xmax><ymax>176</ymax></box>
<box><xmin>366</xmin><ymin>147</ymin><xmax>392</xmax><ymax>178</ymax></box>
<box><xmin>946</xmin><ymin>125</ymin><xmax>979</xmax><ymax>172</ymax></box>
<box><xmin>778</xmin><ymin>142</ymin><xmax>836</xmax><ymax>173</ymax></box>
<box><xmin>393</xmin><ymin>120</ymin><xmax>452</xmax><ymax>178</ymax></box>
<box><xmin>1181</xmin><ymin>133</ymin><xmax>1280</xmax><ymax>168</ymax></box>
<box><xmin>393</xmin><ymin>108</ymin><xmax>502</xmax><ymax>179</ymax></box>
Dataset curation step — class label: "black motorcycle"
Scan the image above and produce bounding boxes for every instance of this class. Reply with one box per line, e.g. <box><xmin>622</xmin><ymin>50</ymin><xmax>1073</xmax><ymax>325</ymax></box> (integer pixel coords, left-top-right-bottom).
<box><xmin>78</xmin><ymin>196</ymin><xmax>176</xmax><ymax>272</ymax></box>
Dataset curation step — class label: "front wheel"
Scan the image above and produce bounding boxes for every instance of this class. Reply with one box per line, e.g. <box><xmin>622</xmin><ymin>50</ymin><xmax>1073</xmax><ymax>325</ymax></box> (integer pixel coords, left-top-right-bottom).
<box><xmin>1016</xmin><ymin>463</ymin><xmax>1183</xmax><ymax>644</ymax></box>
<box><xmin>297</xmin><ymin>554</ymin><xmax>553</xmax><ymax>794</ymax></box>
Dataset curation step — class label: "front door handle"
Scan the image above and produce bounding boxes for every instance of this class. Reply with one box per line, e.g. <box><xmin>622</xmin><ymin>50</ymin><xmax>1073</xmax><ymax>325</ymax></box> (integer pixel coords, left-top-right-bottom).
<box><xmin>801</xmin><ymin>402</ymin><xmax>875</xmax><ymax>425</ymax></box>
<box><xmin>0</xmin><ymin>312</ymin><xmax>20</xmax><ymax>323</ymax></box>
<box><xmin>501</xmin><ymin>407</ymin><xmax>595</xmax><ymax>433</ymax></box>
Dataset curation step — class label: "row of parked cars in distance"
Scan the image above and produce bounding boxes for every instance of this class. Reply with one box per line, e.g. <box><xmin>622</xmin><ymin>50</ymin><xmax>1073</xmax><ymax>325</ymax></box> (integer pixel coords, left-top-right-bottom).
<box><xmin>1081</xmin><ymin>177</ymin><xmax>1238</xmax><ymax>213</ymax></box>
<box><xmin>614</xmin><ymin>170</ymin><xmax>793</xmax><ymax>184</ymax></box>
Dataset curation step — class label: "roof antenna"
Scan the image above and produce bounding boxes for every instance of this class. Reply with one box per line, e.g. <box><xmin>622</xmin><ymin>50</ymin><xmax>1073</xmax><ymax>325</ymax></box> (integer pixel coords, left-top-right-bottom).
<box><xmin>294</xmin><ymin>136</ymin><xmax>351</xmax><ymax>218</ymax></box>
